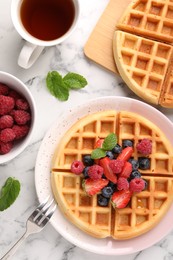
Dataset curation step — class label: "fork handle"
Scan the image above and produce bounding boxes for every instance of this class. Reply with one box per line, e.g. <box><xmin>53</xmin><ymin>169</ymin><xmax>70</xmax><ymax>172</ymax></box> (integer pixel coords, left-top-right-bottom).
<box><xmin>1</xmin><ymin>231</ymin><xmax>29</xmax><ymax>260</ymax></box>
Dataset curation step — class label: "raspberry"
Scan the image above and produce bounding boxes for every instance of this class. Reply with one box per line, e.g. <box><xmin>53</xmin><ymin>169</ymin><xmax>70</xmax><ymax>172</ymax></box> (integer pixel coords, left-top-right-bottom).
<box><xmin>0</xmin><ymin>83</ymin><xmax>9</xmax><ymax>95</ymax></box>
<box><xmin>136</xmin><ymin>138</ymin><xmax>152</xmax><ymax>155</ymax></box>
<box><xmin>117</xmin><ymin>177</ymin><xmax>129</xmax><ymax>191</ymax></box>
<box><xmin>9</xmin><ymin>90</ymin><xmax>21</xmax><ymax>101</ymax></box>
<box><xmin>0</xmin><ymin>128</ymin><xmax>16</xmax><ymax>143</ymax></box>
<box><xmin>16</xmin><ymin>98</ymin><xmax>29</xmax><ymax>110</ymax></box>
<box><xmin>88</xmin><ymin>165</ymin><xmax>104</xmax><ymax>180</ymax></box>
<box><xmin>0</xmin><ymin>141</ymin><xmax>13</xmax><ymax>154</ymax></box>
<box><xmin>71</xmin><ymin>160</ymin><xmax>84</xmax><ymax>175</ymax></box>
<box><xmin>12</xmin><ymin>125</ymin><xmax>30</xmax><ymax>140</ymax></box>
<box><xmin>13</xmin><ymin>110</ymin><xmax>31</xmax><ymax>125</ymax></box>
<box><xmin>0</xmin><ymin>95</ymin><xmax>15</xmax><ymax>115</ymax></box>
<box><xmin>129</xmin><ymin>178</ymin><xmax>145</xmax><ymax>192</ymax></box>
<box><xmin>109</xmin><ymin>159</ymin><xmax>124</xmax><ymax>174</ymax></box>
<box><xmin>0</xmin><ymin>115</ymin><xmax>14</xmax><ymax>129</ymax></box>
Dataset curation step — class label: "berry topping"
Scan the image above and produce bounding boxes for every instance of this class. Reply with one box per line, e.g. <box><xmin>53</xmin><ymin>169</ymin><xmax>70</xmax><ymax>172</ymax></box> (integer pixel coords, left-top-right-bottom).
<box><xmin>129</xmin><ymin>178</ymin><xmax>145</xmax><ymax>192</ymax></box>
<box><xmin>13</xmin><ymin>110</ymin><xmax>31</xmax><ymax>125</ymax></box>
<box><xmin>109</xmin><ymin>159</ymin><xmax>124</xmax><ymax>174</ymax></box>
<box><xmin>16</xmin><ymin>98</ymin><xmax>29</xmax><ymax>110</ymax></box>
<box><xmin>82</xmin><ymin>166</ymin><xmax>90</xmax><ymax>179</ymax></box>
<box><xmin>138</xmin><ymin>157</ymin><xmax>150</xmax><ymax>170</ymax></box>
<box><xmin>119</xmin><ymin>161</ymin><xmax>132</xmax><ymax>178</ymax></box>
<box><xmin>99</xmin><ymin>157</ymin><xmax>117</xmax><ymax>183</ymax></box>
<box><xmin>0</xmin><ymin>128</ymin><xmax>16</xmax><ymax>143</ymax></box>
<box><xmin>0</xmin><ymin>83</ymin><xmax>9</xmax><ymax>95</ymax></box>
<box><xmin>106</xmin><ymin>151</ymin><xmax>114</xmax><ymax>159</ymax></box>
<box><xmin>117</xmin><ymin>146</ymin><xmax>133</xmax><ymax>162</ymax></box>
<box><xmin>71</xmin><ymin>160</ymin><xmax>84</xmax><ymax>175</ymax></box>
<box><xmin>112</xmin><ymin>144</ymin><xmax>122</xmax><ymax>155</ymax></box>
<box><xmin>117</xmin><ymin>177</ymin><xmax>129</xmax><ymax>191</ymax></box>
<box><xmin>0</xmin><ymin>141</ymin><xmax>13</xmax><ymax>154</ymax></box>
<box><xmin>130</xmin><ymin>170</ymin><xmax>141</xmax><ymax>179</ymax></box>
<box><xmin>136</xmin><ymin>138</ymin><xmax>152</xmax><ymax>155</ymax></box>
<box><xmin>12</xmin><ymin>125</ymin><xmax>29</xmax><ymax>140</ymax></box>
<box><xmin>97</xmin><ymin>194</ymin><xmax>109</xmax><ymax>207</ymax></box>
<box><xmin>0</xmin><ymin>95</ymin><xmax>15</xmax><ymax>115</ymax></box>
<box><xmin>83</xmin><ymin>155</ymin><xmax>94</xmax><ymax>166</ymax></box>
<box><xmin>88</xmin><ymin>165</ymin><xmax>104</xmax><ymax>180</ymax></box>
<box><xmin>101</xmin><ymin>186</ymin><xmax>114</xmax><ymax>198</ymax></box>
<box><xmin>111</xmin><ymin>190</ymin><xmax>132</xmax><ymax>209</ymax></box>
<box><xmin>82</xmin><ymin>178</ymin><xmax>109</xmax><ymax>196</ymax></box>
<box><xmin>128</xmin><ymin>158</ymin><xmax>139</xmax><ymax>171</ymax></box>
<box><xmin>94</xmin><ymin>138</ymin><xmax>104</xmax><ymax>148</ymax></box>
<box><xmin>122</xmin><ymin>139</ymin><xmax>133</xmax><ymax>148</ymax></box>
<box><xmin>0</xmin><ymin>115</ymin><xmax>14</xmax><ymax>129</ymax></box>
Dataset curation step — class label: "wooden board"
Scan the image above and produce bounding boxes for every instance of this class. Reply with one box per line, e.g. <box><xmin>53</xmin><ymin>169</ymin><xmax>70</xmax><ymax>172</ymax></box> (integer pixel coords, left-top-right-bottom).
<box><xmin>84</xmin><ymin>0</ymin><xmax>131</xmax><ymax>74</ymax></box>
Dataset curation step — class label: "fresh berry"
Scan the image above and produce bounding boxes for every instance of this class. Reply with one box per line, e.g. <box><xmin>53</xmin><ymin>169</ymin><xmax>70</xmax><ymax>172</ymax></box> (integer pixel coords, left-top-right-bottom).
<box><xmin>109</xmin><ymin>159</ymin><xmax>124</xmax><ymax>174</ymax></box>
<box><xmin>99</xmin><ymin>157</ymin><xmax>117</xmax><ymax>183</ymax></box>
<box><xmin>106</xmin><ymin>151</ymin><xmax>114</xmax><ymax>159</ymax></box>
<box><xmin>117</xmin><ymin>177</ymin><xmax>129</xmax><ymax>191</ymax></box>
<box><xmin>122</xmin><ymin>139</ymin><xmax>133</xmax><ymax>148</ymax></box>
<box><xmin>101</xmin><ymin>186</ymin><xmax>114</xmax><ymax>198</ymax></box>
<box><xmin>138</xmin><ymin>157</ymin><xmax>150</xmax><ymax>170</ymax></box>
<box><xmin>136</xmin><ymin>138</ymin><xmax>152</xmax><ymax>155</ymax></box>
<box><xmin>82</xmin><ymin>178</ymin><xmax>109</xmax><ymax>196</ymax></box>
<box><xmin>108</xmin><ymin>181</ymin><xmax>116</xmax><ymax>192</ymax></box>
<box><xmin>0</xmin><ymin>95</ymin><xmax>15</xmax><ymax>115</ymax></box>
<box><xmin>83</xmin><ymin>155</ymin><xmax>94</xmax><ymax>166</ymax></box>
<box><xmin>119</xmin><ymin>161</ymin><xmax>132</xmax><ymax>178</ymax></box>
<box><xmin>9</xmin><ymin>90</ymin><xmax>21</xmax><ymax>100</ymax></box>
<box><xmin>0</xmin><ymin>115</ymin><xmax>14</xmax><ymax>129</ymax></box>
<box><xmin>71</xmin><ymin>160</ymin><xmax>84</xmax><ymax>175</ymax></box>
<box><xmin>128</xmin><ymin>158</ymin><xmax>139</xmax><ymax>171</ymax></box>
<box><xmin>0</xmin><ymin>83</ymin><xmax>9</xmax><ymax>95</ymax></box>
<box><xmin>16</xmin><ymin>98</ymin><xmax>29</xmax><ymax>110</ymax></box>
<box><xmin>94</xmin><ymin>138</ymin><xmax>104</xmax><ymax>148</ymax></box>
<box><xmin>111</xmin><ymin>190</ymin><xmax>132</xmax><ymax>209</ymax></box>
<box><xmin>112</xmin><ymin>144</ymin><xmax>122</xmax><ymax>155</ymax></box>
<box><xmin>129</xmin><ymin>178</ymin><xmax>145</xmax><ymax>192</ymax></box>
<box><xmin>13</xmin><ymin>110</ymin><xmax>31</xmax><ymax>125</ymax></box>
<box><xmin>82</xmin><ymin>166</ymin><xmax>90</xmax><ymax>179</ymax></box>
<box><xmin>0</xmin><ymin>128</ymin><xmax>16</xmax><ymax>143</ymax></box>
<box><xmin>117</xmin><ymin>146</ymin><xmax>133</xmax><ymax>162</ymax></box>
<box><xmin>0</xmin><ymin>141</ymin><xmax>13</xmax><ymax>154</ymax></box>
<box><xmin>88</xmin><ymin>165</ymin><xmax>104</xmax><ymax>180</ymax></box>
<box><xmin>12</xmin><ymin>125</ymin><xmax>29</xmax><ymax>140</ymax></box>
<box><xmin>97</xmin><ymin>194</ymin><xmax>109</xmax><ymax>207</ymax></box>
<box><xmin>130</xmin><ymin>170</ymin><xmax>141</xmax><ymax>179</ymax></box>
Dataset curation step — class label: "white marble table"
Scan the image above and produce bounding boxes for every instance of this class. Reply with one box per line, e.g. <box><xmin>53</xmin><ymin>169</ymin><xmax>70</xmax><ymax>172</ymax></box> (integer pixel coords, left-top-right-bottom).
<box><xmin>1</xmin><ymin>0</ymin><xmax>173</xmax><ymax>259</ymax></box>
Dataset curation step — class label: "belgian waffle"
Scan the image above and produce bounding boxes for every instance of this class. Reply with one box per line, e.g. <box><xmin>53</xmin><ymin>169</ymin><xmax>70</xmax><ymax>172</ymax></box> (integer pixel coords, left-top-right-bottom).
<box><xmin>51</xmin><ymin>110</ymin><xmax>173</xmax><ymax>240</ymax></box>
<box><xmin>113</xmin><ymin>0</ymin><xmax>173</xmax><ymax>108</ymax></box>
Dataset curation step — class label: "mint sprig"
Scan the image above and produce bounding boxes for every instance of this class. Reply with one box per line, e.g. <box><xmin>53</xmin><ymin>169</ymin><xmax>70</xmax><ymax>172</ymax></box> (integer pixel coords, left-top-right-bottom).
<box><xmin>91</xmin><ymin>133</ymin><xmax>117</xmax><ymax>159</ymax></box>
<box><xmin>0</xmin><ymin>177</ymin><xmax>20</xmax><ymax>211</ymax></box>
<box><xmin>46</xmin><ymin>71</ymin><xmax>88</xmax><ymax>101</ymax></box>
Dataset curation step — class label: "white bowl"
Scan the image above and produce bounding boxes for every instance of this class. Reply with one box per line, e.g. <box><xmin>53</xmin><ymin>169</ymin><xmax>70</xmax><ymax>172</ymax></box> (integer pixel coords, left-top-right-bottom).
<box><xmin>0</xmin><ymin>71</ymin><xmax>36</xmax><ymax>164</ymax></box>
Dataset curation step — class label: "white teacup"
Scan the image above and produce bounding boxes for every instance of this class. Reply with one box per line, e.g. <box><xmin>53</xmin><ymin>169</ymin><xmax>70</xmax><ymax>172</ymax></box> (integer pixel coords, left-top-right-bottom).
<box><xmin>11</xmin><ymin>0</ymin><xmax>80</xmax><ymax>69</ymax></box>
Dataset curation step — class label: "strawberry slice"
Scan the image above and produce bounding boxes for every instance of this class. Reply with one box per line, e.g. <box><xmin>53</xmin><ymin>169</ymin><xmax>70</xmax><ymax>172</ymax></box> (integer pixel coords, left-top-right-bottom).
<box><xmin>117</xmin><ymin>146</ymin><xmax>133</xmax><ymax>162</ymax></box>
<box><xmin>119</xmin><ymin>161</ymin><xmax>132</xmax><ymax>178</ymax></box>
<box><xmin>82</xmin><ymin>178</ymin><xmax>109</xmax><ymax>196</ymax></box>
<box><xmin>99</xmin><ymin>157</ymin><xmax>117</xmax><ymax>183</ymax></box>
<box><xmin>111</xmin><ymin>189</ymin><xmax>132</xmax><ymax>209</ymax></box>
<box><xmin>94</xmin><ymin>138</ymin><xmax>104</xmax><ymax>148</ymax></box>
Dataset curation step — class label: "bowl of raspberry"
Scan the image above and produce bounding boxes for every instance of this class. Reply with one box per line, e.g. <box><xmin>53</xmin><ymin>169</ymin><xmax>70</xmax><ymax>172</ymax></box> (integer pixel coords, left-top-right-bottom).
<box><xmin>0</xmin><ymin>71</ymin><xmax>36</xmax><ymax>164</ymax></box>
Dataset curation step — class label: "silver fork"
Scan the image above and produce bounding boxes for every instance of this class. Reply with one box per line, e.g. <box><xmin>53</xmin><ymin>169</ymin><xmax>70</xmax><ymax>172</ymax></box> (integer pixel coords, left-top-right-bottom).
<box><xmin>1</xmin><ymin>197</ymin><xmax>56</xmax><ymax>260</ymax></box>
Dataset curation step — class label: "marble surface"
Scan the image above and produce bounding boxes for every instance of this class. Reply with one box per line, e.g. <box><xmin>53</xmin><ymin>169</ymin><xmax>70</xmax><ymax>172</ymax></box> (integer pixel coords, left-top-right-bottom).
<box><xmin>1</xmin><ymin>0</ymin><xmax>173</xmax><ymax>259</ymax></box>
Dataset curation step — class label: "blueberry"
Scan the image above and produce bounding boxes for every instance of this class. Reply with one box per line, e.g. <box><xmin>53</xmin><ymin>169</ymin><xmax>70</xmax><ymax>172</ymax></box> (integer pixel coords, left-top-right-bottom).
<box><xmin>82</xmin><ymin>166</ymin><xmax>90</xmax><ymax>178</ymax></box>
<box><xmin>97</xmin><ymin>194</ymin><xmax>109</xmax><ymax>207</ymax></box>
<box><xmin>83</xmin><ymin>155</ymin><xmax>94</xmax><ymax>166</ymax></box>
<box><xmin>122</xmin><ymin>139</ymin><xmax>134</xmax><ymax>148</ymax></box>
<box><xmin>130</xmin><ymin>170</ymin><xmax>141</xmax><ymax>179</ymax></box>
<box><xmin>138</xmin><ymin>157</ymin><xmax>150</xmax><ymax>170</ymax></box>
<box><xmin>106</xmin><ymin>151</ymin><xmax>114</xmax><ymax>159</ymax></box>
<box><xmin>102</xmin><ymin>186</ymin><xmax>114</xmax><ymax>198</ymax></box>
<box><xmin>108</xmin><ymin>181</ymin><xmax>116</xmax><ymax>192</ymax></box>
<box><xmin>128</xmin><ymin>158</ymin><xmax>139</xmax><ymax>171</ymax></box>
<box><xmin>112</xmin><ymin>144</ymin><xmax>122</xmax><ymax>154</ymax></box>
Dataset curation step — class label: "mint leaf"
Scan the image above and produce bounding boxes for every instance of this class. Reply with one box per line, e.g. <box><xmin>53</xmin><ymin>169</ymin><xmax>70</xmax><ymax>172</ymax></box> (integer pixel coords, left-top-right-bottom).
<box><xmin>0</xmin><ymin>177</ymin><xmax>20</xmax><ymax>211</ymax></box>
<box><xmin>46</xmin><ymin>71</ymin><xmax>69</xmax><ymax>101</ymax></box>
<box><xmin>63</xmin><ymin>72</ymin><xmax>88</xmax><ymax>89</ymax></box>
<box><xmin>91</xmin><ymin>148</ymin><xmax>106</xmax><ymax>159</ymax></box>
<box><xmin>102</xmin><ymin>133</ymin><xmax>117</xmax><ymax>151</ymax></box>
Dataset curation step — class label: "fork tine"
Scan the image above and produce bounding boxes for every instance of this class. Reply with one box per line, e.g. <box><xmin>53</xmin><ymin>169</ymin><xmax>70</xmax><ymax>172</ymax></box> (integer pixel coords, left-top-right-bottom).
<box><xmin>39</xmin><ymin>205</ymin><xmax>57</xmax><ymax>226</ymax></box>
<box><xmin>33</xmin><ymin>199</ymin><xmax>55</xmax><ymax>223</ymax></box>
<box><xmin>29</xmin><ymin>196</ymin><xmax>50</xmax><ymax>220</ymax></box>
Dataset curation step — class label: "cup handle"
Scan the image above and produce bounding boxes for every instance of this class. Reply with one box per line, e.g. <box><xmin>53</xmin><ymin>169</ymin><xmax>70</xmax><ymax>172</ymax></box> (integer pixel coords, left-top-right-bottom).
<box><xmin>18</xmin><ymin>42</ymin><xmax>45</xmax><ymax>69</ymax></box>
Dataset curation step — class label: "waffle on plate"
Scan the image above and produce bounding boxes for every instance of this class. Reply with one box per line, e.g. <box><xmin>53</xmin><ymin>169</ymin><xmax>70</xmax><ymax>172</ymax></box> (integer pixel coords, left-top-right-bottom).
<box><xmin>113</xmin><ymin>0</ymin><xmax>173</xmax><ymax>108</ymax></box>
<box><xmin>51</xmin><ymin>110</ymin><xmax>173</xmax><ymax>240</ymax></box>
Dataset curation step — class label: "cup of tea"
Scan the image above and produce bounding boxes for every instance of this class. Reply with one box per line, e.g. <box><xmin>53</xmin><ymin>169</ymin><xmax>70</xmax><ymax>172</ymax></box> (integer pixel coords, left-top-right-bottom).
<box><xmin>11</xmin><ymin>0</ymin><xmax>80</xmax><ymax>69</ymax></box>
